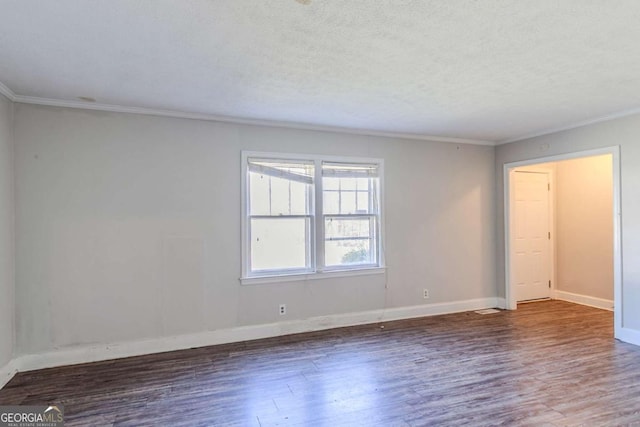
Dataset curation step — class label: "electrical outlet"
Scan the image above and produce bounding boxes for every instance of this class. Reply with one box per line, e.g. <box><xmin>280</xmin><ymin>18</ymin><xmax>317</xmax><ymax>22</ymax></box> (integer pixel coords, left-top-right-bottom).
<box><xmin>423</xmin><ymin>289</ymin><xmax>429</xmax><ymax>299</ymax></box>
<box><xmin>279</xmin><ymin>304</ymin><xmax>286</xmax><ymax>315</ymax></box>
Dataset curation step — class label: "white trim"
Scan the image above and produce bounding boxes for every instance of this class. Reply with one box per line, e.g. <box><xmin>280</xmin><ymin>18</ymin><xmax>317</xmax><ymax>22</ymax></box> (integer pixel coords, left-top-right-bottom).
<box><xmin>498</xmin><ymin>107</ymin><xmax>640</xmax><ymax>144</ymax></box>
<box><xmin>7</xmin><ymin>82</ymin><xmax>640</xmax><ymax>148</ymax></box>
<box><xmin>503</xmin><ymin>146</ymin><xmax>623</xmax><ymax>341</ymax></box>
<box><xmin>0</xmin><ymin>81</ymin><xmax>16</xmax><ymax>102</ymax></box>
<box><xmin>314</xmin><ymin>157</ymin><xmax>324</xmax><ymax>271</ymax></box>
<box><xmin>617</xmin><ymin>327</ymin><xmax>640</xmax><ymax>347</ymax></box>
<box><xmin>12</xmin><ymin>94</ymin><xmax>493</xmax><ymax>146</ymax></box>
<box><xmin>554</xmin><ymin>290</ymin><xmax>614</xmax><ymax>311</ymax></box>
<box><xmin>612</xmin><ymin>148</ymin><xmax>623</xmax><ymax>337</ymax></box>
<box><xmin>240</xmin><ymin>151</ymin><xmax>249</xmax><ymax>279</ymax></box>
<box><xmin>240</xmin><ymin>267</ymin><xmax>386</xmax><ymax>285</ymax></box>
<box><xmin>0</xmin><ymin>358</ymin><xmax>19</xmax><ymax>389</ymax></box>
<box><xmin>503</xmin><ymin>165</ymin><xmax>512</xmax><ymax>309</ymax></box>
<box><xmin>10</xmin><ymin>297</ymin><xmax>501</xmax><ymax>373</ymax></box>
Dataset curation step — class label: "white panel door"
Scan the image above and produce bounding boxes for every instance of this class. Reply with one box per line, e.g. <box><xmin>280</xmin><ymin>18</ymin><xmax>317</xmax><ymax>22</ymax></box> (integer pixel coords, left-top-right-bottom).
<box><xmin>512</xmin><ymin>171</ymin><xmax>551</xmax><ymax>302</ymax></box>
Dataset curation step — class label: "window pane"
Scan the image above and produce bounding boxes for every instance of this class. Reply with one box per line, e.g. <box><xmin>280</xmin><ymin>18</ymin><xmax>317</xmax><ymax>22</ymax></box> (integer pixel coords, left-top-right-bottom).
<box><xmin>325</xmin><ymin>217</ymin><xmax>371</xmax><ymax>239</ymax></box>
<box><xmin>325</xmin><ymin>239</ymin><xmax>373</xmax><ymax>266</ymax></box>
<box><xmin>356</xmin><ymin>191</ymin><xmax>369</xmax><ymax>213</ymax></box>
<box><xmin>325</xmin><ymin>217</ymin><xmax>376</xmax><ymax>267</ymax></box>
<box><xmin>249</xmin><ymin>169</ymin><xmax>312</xmax><ymax>216</ymax></box>
<box><xmin>340</xmin><ymin>177</ymin><xmax>357</xmax><ymax>191</ymax></box>
<box><xmin>289</xmin><ymin>180</ymin><xmax>309</xmax><ymax>214</ymax></box>
<box><xmin>249</xmin><ymin>172</ymin><xmax>271</xmax><ymax>215</ymax></box>
<box><xmin>355</xmin><ymin>177</ymin><xmax>369</xmax><ymax>190</ymax></box>
<box><xmin>270</xmin><ymin>176</ymin><xmax>292</xmax><ymax>215</ymax></box>
<box><xmin>251</xmin><ymin>218</ymin><xmax>310</xmax><ymax>271</ymax></box>
<box><xmin>322</xmin><ymin>176</ymin><xmax>377</xmax><ymax>215</ymax></box>
<box><xmin>324</xmin><ymin>177</ymin><xmax>340</xmax><ymax>191</ymax></box>
<box><xmin>340</xmin><ymin>191</ymin><xmax>357</xmax><ymax>214</ymax></box>
<box><xmin>248</xmin><ymin>159</ymin><xmax>314</xmax><ymax>216</ymax></box>
<box><xmin>323</xmin><ymin>191</ymin><xmax>340</xmax><ymax>215</ymax></box>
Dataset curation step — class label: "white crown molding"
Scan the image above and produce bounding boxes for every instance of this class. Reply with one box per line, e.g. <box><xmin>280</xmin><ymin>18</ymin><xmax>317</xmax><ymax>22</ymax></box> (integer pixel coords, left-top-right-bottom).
<box><xmin>11</xmin><ymin>94</ymin><xmax>495</xmax><ymax>146</ymax></box>
<box><xmin>9</xmin><ymin>79</ymin><xmax>640</xmax><ymax>147</ymax></box>
<box><xmin>498</xmin><ymin>107</ymin><xmax>640</xmax><ymax>145</ymax></box>
<box><xmin>0</xmin><ymin>80</ymin><xmax>16</xmax><ymax>102</ymax></box>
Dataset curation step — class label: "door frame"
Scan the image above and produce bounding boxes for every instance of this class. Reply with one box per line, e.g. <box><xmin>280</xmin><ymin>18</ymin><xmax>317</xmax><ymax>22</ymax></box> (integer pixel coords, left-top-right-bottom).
<box><xmin>503</xmin><ymin>146</ymin><xmax>622</xmax><ymax>339</ymax></box>
<box><xmin>510</xmin><ymin>168</ymin><xmax>554</xmax><ymax>302</ymax></box>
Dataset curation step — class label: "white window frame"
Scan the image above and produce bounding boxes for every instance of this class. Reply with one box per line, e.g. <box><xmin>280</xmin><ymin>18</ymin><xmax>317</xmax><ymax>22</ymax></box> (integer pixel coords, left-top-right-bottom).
<box><xmin>241</xmin><ymin>151</ymin><xmax>385</xmax><ymax>284</ymax></box>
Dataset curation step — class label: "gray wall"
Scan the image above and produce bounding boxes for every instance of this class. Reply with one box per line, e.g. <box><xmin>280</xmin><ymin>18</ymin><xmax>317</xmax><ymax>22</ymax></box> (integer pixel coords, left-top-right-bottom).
<box><xmin>556</xmin><ymin>156</ymin><xmax>613</xmax><ymax>301</ymax></box>
<box><xmin>13</xmin><ymin>104</ymin><xmax>496</xmax><ymax>355</ymax></box>
<box><xmin>0</xmin><ymin>95</ymin><xmax>14</xmax><ymax>369</ymax></box>
<box><xmin>496</xmin><ymin>114</ymin><xmax>640</xmax><ymax>330</ymax></box>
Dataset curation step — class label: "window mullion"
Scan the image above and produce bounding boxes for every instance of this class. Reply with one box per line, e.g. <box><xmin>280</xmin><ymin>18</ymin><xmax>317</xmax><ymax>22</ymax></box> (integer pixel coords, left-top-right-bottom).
<box><xmin>370</xmin><ymin>211</ymin><xmax>376</xmax><ymax>264</ymax></box>
<box><xmin>268</xmin><ymin>176</ymin><xmax>272</xmax><ymax>216</ymax></box>
<box><xmin>245</xmin><ymin>163</ymin><xmax>252</xmax><ymax>276</ymax></box>
<box><xmin>315</xmin><ymin>159</ymin><xmax>324</xmax><ymax>272</ymax></box>
<box><xmin>373</xmin><ymin>179</ymin><xmax>380</xmax><ymax>264</ymax></box>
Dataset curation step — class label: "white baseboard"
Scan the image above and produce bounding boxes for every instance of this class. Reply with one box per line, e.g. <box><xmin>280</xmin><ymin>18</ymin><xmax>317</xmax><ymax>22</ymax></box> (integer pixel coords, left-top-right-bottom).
<box><xmin>617</xmin><ymin>327</ymin><xmax>640</xmax><ymax>347</ymax></box>
<box><xmin>554</xmin><ymin>290</ymin><xmax>614</xmax><ymax>311</ymax></box>
<box><xmin>12</xmin><ymin>297</ymin><xmax>501</xmax><ymax>374</ymax></box>
<box><xmin>0</xmin><ymin>358</ymin><xmax>19</xmax><ymax>390</ymax></box>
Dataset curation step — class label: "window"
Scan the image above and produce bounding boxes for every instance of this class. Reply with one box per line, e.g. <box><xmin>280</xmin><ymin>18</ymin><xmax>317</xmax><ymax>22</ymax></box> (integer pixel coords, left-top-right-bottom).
<box><xmin>242</xmin><ymin>152</ymin><xmax>383</xmax><ymax>281</ymax></box>
<box><xmin>246</xmin><ymin>159</ymin><xmax>315</xmax><ymax>274</ymax></box>
<box><xmin>322</xmin><ymin>162</ymin><xmax>380</xmax><ymax>268</ymax></box>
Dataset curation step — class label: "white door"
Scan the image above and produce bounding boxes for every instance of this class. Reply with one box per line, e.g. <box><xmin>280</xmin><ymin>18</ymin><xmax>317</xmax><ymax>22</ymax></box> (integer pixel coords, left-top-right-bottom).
<box><xmin>512</xmin><ymin>171</ymin><xmax>551</xmax><ymax>302</ymax></box>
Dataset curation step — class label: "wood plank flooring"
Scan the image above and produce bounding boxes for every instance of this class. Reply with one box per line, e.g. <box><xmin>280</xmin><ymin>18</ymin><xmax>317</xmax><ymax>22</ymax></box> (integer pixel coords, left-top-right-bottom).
<box><xmin>2</xmin><ymin>301</ymin><xmax>640</xmax><ymax>426</ymax></box>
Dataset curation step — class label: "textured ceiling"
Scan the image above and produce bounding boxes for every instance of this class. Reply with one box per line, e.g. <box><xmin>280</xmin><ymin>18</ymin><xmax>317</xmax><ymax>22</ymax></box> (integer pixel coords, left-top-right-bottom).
<box><xmin>2</xmin><ymin>1</ymin><xmax>640</xmax><ymax>143</ymax></box>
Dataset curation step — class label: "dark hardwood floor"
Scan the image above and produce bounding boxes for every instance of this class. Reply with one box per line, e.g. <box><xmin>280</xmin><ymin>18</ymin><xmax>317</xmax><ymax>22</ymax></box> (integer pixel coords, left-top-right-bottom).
<box><xmin>2</xmin><ymin>300</ymin><xmax>639</xmax><ymax>426</ymax></box>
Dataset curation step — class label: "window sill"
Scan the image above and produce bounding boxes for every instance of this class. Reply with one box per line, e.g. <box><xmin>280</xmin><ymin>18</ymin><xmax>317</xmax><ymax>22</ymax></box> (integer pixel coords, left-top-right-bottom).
<box><xmin>240</xmin><ymin>267</ymin><xmax>386</xmax><ymax>285</ymax></box>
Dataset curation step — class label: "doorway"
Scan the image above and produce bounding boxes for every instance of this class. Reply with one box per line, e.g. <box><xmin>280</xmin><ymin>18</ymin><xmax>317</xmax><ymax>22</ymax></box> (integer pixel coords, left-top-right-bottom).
<box><xmin>504</xmin><ymin>147</ymin><xmax>622</xmax><ymax>339</ymax></box>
